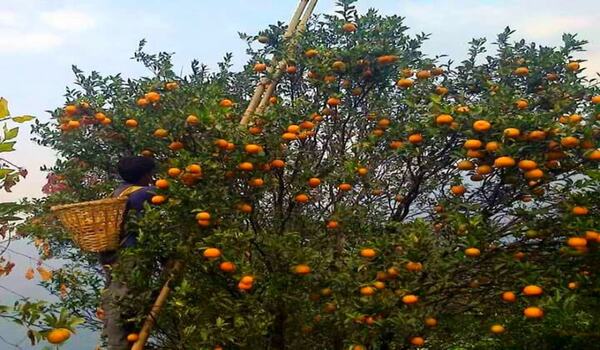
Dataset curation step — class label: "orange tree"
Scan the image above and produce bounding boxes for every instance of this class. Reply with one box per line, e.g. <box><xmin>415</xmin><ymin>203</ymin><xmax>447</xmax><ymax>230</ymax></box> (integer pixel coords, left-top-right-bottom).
<box><xmin>21</xmin><ymin>1</ymin><xmax>600</xmax><ymax>349</ymax></box>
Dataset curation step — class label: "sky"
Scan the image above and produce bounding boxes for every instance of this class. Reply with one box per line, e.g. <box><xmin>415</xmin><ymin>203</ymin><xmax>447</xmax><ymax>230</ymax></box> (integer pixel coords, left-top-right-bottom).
<box><xmin>0</xmin><ymin>0</ymin><xmax>599</xmax><ymax>348</ymax></box>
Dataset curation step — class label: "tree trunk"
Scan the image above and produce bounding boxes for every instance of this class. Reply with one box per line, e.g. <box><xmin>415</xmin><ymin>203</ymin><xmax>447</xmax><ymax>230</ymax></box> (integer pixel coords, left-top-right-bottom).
<box><xmin>269</xmin><ymin>307</ymin><xmax>287</xmax><ymax>350</ymax></box>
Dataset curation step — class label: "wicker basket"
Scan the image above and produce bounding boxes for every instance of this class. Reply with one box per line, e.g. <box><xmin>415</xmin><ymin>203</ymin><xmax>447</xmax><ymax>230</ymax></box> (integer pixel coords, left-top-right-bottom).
<box><xmin>51</xmin><ymin>197</ymin><xmax>128</xmax><ymax>253</ymax></box>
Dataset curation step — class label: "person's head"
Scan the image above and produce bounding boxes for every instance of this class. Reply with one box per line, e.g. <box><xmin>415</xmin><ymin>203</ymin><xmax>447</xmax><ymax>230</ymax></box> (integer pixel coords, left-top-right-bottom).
<box><xmin>117</xmin><ymin>156</ymin><xmax>156</xmax><ymax>185</ymax></box>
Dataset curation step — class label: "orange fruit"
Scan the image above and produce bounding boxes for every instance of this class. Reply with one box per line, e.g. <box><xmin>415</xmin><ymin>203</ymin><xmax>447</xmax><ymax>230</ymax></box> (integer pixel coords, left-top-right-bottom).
<box><xmin>154</xmin><ymin>128</ymin><xmax>168</xmax><ymax>138</ymax></box>
<box><xmin>502</xmin><ymin>291</ymin><xmax>516</xmax><ymax>302</ymax></box>
<box><xmin>528</xmin><ymin>130</ymin><xmax>546</xmax><ymax>141</ymax></box>
<box><xmin>203</xmin><ymin>248</ymin><xmax>221</xmax><ymax>259</ymax></box>
<box><xmin>238</xmin><ymin>281</ymin><xmax>253</xmax><ymax>290</ymax></box>
<box><xmin>504</xmin><ymin>128</ymin><xmax>520</xmax><ymax>138</ymax></box>
<box><xmin>151</xmin><ymin>195</ymin><xmax>166</xmax><ymax>205</ymax></box>
<box><xmin>169</xmin><ymin>141</ymin><xmax>184</xmax><ymax>151</ymax></box>
<box><xmin>376</xmin><ymin>55</ymin><xmax>397</xmax><ymax>65</ymax></box>
<box><xmin>568</xmin><ymin>282</ymin><xmax>579</xmax><ymax>290</ymax></box>
<box><xmin>592</xmin><ymin>95</ymin><xmax>600</xmax><ymax>104</ymax></box>
<box><xmin>485</xmin><ymin>141</ymin><xmax>501</xmax><ymax>152</ymax></box>
<box><xmin>308</xmin><ymin>177</ymin><xmax>321</xmax><ymax>188</ymax></box>
<box><xmin>360</xmin><ymin>248</ymin><xmax>377</xmax><ymax>258</ymax></box>
<box><xmin>473</xmin><ymin>120</ymin><xmax>491</xmax><ymax>132</ymax></box>
<box><xmin>410</xmin><ymin>336</ymin><xmax>424</xmax><ymax>347</ymax></box>
<box><xmin>494</xmin><ymin>156</ymin><xmax>516</xmax><ymax>168</ymax></box>
<box><xmin>295</xmin><ymin>194</ymin><xmax>310</xmax><ymax>203</ymax></box>
<box><xmin>326</xmin><ymin>220</ymin><xmax>339</xmax><ymax>229</ymax></box>
<box><xmin>402</xmin><ymin>294</ymin><xmax>419</xmax><ymax>304</ymax></box>
<box><xmin>332</xmin><ymin>61</ymin><xmax>347</xmax><ymax>71</ymax></box>
<box><xmin>518</xmin><ymin>160</ymin><xmax>538</xmax><ymax>171</ymax></box>
<box><xmin>490</xmin><ymin>324</ymin><xmax>505</xmax><ymax>334</ymax></box>
<box><xmin>327</xmin><ymin>97</ymin><xmax>341</xmax><ymax>106</ymax></box>
<box><xmin>215</xmin><ymin>139</ymin><xmax>229</xmax><ymax>149</ymax></box>
<box><xmin>560</xmin><ymin>136</ymin><xmax>579</xmax><ymax>148</ymax></box>
<box><xmin>253</xmin><ymin>63</ymin><xmax>267</xmax><ymax>72</ymax></box>
<box><xmin>165</xmin><ymin>82</ymin><xmax>178</xmax><ymax>90</ymax></box>
<box><xmin>167</xmin><ymin>168</ymin><xmax>181</xmax><ymax>177</ymax></box>
<box><xmin>451</xmin><ymin>185</ymin><xmax>466</xmax><ymax>196</ymax></box>
<box><xmin>514</xmin><ymin>67</ymin><xmax>529</xmax><ymax>76</ymax></box>
<box><xmin>571</xmin><ymin>206</ymin><xmax>589</xmax><ymax>216</ymax></box>
<box><xmin>406</xmin><ymin>261</ymin><xmax>423</xmax><ymax>272</ymax></box>
<box><xmin>524</xmin><ymin>168</ymin><xmax>543</xmax><ymax>180</ymax></box>
<box><xmin>566</xmin><ymin>61</ymin><xmax>580</xmax><ymax>71</ymax></box>
<box><xmin>136</xmin><ymin>98</ymin><xmax>149</xmax><ymax>107</ymax></box>
<box><xmin>432</xmin><ymin>67</ymin><xmax>444</xmax><ymax>75</ymax></box>
<box><xmin>196</xmin><ymin>212</ymin><xmax>211</xmax><ymax>221</ymax></box>
<box><xmin>249</xmin><ymin>178</ymin><xmax>264</xmax><ymax>187</ymax></box>
<box><xmin>123</xmin><ymin>119</ymin><xmax>138</xmax><ymax>128</ymax></box>
<box><xmin>67</xmin><ymin>120</ymin><xmax>80</xmax><ymax>129</ymax></box>
<box><xmin>238</xmin><ymin>162</ymin><xmax>254</xmax><ymax>171</ymax></box>
<box><xmin>240</xmin><ymin>275</ymin><xmax>254</xmax><ymax>285</ymax></box>
<box><xmin>219</xmin><ymin>99</ymin><xmax>233</xmax><ymax>108</ymax></box>
<box><xmin>286</xmin><ymin>65</ymin><xmax>297</xmax><ymax>74</ymax></box>
<box><xmin>464</xmin><ymin>139</ymin><xmax>482</xmax><ymax>150</ymax></box>
<box><xmin>239</xmin><ymin>203</ymin><xmax>253</xmax><ymax>213</ymax></box>
<box><xmin>155</xmin><ymin>179</ymin><xmax>169</xmax><ymax>189</ymax></box>
<box><xmin>47</xmin><ymin>328</ymin><xmax>71</xmax><ymax>344</ymax></box>
<box><xmin>305</xmin><ymin>49</ymin><xmax>319</xmax><ymax>58</ymax></box>
<box><xmin>464</xmin><ymin>247</ymin><xmax>481</xmax><ymax>257</ymax></box>
<box><xmin>126</xmin><ymin>333</ymin><xmax>139</xmax><ymax>342</ymax></box>
<box><xmin>567</xmin><ymin>237</ymin><xmax>587</xmax><ymax>248</ymax></box>
<box><xmin>245</xmin><ymin>144</ymin><xmax>263</xmax><ymax>154</ymax></box>
<box><xmin>523</xmin><ymin>306</ymin><xmax>544</xmax><ymax>319</ymax></box>
<box><xmin>271</xmin><ymin>159</ymin><xmax>285</xmax><ymax>168</ymax></box>
<box><xmin>187</xmin><ymin>164</ymin><xmax>202</xmax><ymax>174</ymax></box>
<box><xmin>94</xmin><ymin>112</ymin><xmax>106</xmax><ymax>121</ymax></box>
<box><xmin>389</xmin><ymin>140</ymin><xmax>404</xmax><ymax>149</ymax></box>
<box><xmin>522</xmin><ymin>285</ymin><xmax>543</xmax><ymax>296</ymax></box>
<box><xmin>435</xmin><ymin>86</ymin><xmax>448</xmax><ymax>95</ymax></box>
<box><xmin>476</xmin><ymin>165</ymin><xmax>493</xmax><ymax>175</ymax></box>
<box><xmin>293</xmin><ymin>264</ymin><xmax>312</xmax><ymax>275</ymax></box>
<box><xmin>587</xmin><ymin>149</ymin><xmax>600</xmax><ymax>160</ymax></box>
<box><xmin>64</xmin><ymin>105</ymin><xmax>78</xmax><ymax>115</ymax></box>
<box><xmin>585</xmin><ymin>230</ymin><xmax>599</xmax><ymax>241</ymax></box>
<box><xmin>373</xmin><ymin>281</ymin><xmax>385</xmax><ymax>289</ymax></box>
<box><xmin>408</xmin><ymin>133</ymin><xmax>423</xmax><ymax>144</ymax></box>
<box><xmin>435</xmin><ymin>114</ymin><xmax>454</xmax><ymax>125</ymax></box>
<box><xmin>425</xmin><ymin>317</ymin><xmax>438</xmax><ymax>327</ymax></box>
<box><xmin>282</xmin><ymin>132</ymin><xmax>298</xmax><ymax>141</ymax></box>
<box><xmin>338</xmin><ymin>183</ymin><xmax>352</xmax><ymax>192</ymax></box>
<box><xmin>416</xmin><ymin>70</ymin><xmax>431</xmax><ymax>79</ymax></box>
<box><xmin>186</xmin><ymin>115</ymin><xmax>199</xmax><ymax>125</ymax></box>
<box><xmin>360</xmin><ymin>286</ymin><xmax>376</xmax><ymax>296</ymax></box>
<box><xmin>457</xmin><ymin>160</ymin><xmax>475</xmax><ymax>171</ymax></box>
<box><xmin>397</xmin><ymin>78</ymin><xmax>414</xmax><ymax>88</ymax></box>
<box><xmin>145</xmin><ymin>92</ymin><xmax>160</xmax><ymax>103</ymax></box>
<box><xmin>515</xmin><ymin>99</ymin><xmax>528</xmax><ymax>109</ymax></box>
<box><xmin>357</xmin><ymin>167</ymin><xmax>368</xmax><ymax>176</ymax></box>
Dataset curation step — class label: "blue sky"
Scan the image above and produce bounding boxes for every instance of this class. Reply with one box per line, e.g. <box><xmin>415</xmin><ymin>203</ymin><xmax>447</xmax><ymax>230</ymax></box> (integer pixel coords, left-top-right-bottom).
<box><xmin>1</xmin><ymin>0</ymin><xmax>599</xmax><ymax>348</ymax></box>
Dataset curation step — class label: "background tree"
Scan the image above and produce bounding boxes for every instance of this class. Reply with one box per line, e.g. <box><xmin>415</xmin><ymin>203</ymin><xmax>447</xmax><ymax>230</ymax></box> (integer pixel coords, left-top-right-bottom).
<box><xmin>20</xmin><ymin>0</ymin><xmax>600</xmax><ymax>349</ymax></box>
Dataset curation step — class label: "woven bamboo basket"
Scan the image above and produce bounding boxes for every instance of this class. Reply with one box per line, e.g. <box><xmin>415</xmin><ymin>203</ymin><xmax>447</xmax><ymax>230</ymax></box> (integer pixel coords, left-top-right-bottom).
<box><xmin>51</xmin><ymin>197</ymin><xmax>128</xmax><ymax>253</ymax></box>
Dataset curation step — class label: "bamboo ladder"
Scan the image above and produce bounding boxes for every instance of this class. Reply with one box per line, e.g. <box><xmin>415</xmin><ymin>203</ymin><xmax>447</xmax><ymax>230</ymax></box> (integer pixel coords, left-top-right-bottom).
<box><xmin>131</xmin><ymin>1</ymin><xmax>318</xmax><ymax>349</ymax></box>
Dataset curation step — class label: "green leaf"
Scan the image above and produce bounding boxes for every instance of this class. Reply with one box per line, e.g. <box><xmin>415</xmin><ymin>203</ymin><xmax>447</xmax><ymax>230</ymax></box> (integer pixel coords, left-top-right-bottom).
<box><xmin>0</xmin><ymin>98</ymin><xmax>9</xmax><ymax>118</ymax></box>
<box><xmin>0</xmin><ymin>142</ymin><xmax>15</xmax><ymax>152</ymax></box>
<box><xmin>0</xmin><ymin>169</ymin><xmax>13</xmax><ymax>177</ymax></box>
<box><xmin>12</xmin><ymin>115</ymin><xmax>35</xmax><ymax>123</ymax></box>
<box><xmin>4</xmin><ymin>126</ymin><xmax>18</xmax><ymax>140</ymax></box>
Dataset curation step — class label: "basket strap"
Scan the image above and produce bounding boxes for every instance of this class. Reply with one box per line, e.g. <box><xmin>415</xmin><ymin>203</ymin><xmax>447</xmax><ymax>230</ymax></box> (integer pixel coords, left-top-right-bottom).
<box><xmin>117</xmin><ymin>185</ymin><xmax>144</xmax><ymax>199</ymax></box>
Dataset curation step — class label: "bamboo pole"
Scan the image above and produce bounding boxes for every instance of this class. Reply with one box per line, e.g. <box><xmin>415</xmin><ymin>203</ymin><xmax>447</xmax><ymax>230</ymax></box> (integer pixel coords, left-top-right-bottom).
<box><xmin>131</xmin><ymin>261</ymin><xmax>183</xmax><ymax>350</ymax></box>
<box><xmin>241</xmin><ymin>0</ymin><xmax>310</xmax><ymax>125</ymax></box>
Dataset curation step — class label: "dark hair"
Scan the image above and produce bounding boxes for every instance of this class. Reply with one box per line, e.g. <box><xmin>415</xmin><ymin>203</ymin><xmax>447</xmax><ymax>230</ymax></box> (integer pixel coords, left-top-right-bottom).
<box><xmin>117</xmin><ymin>156</ymin><xmax>156</xmax><ymax>183</ymax></box>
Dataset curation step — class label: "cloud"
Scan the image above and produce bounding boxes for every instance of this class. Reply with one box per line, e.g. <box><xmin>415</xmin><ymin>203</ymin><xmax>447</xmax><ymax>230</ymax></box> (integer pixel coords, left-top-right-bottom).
<box><xmin>0</xmin><ymin>11</ymin><xmax>19</xmax><ymax>26</ymax></box>
<box><xmin>40</xmin><ymin>9</ymin><xmax>96</xmax><ymax>31</ymax></box>
<box><xmin>0</xmin><ymin>31</ymin><xmax>63</xmax><ymax>53</ymax></box>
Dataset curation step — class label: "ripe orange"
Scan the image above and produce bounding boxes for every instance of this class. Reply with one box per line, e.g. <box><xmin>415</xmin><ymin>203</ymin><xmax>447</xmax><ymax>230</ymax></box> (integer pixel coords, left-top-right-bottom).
<box><xmin>308</xmin><ymin>177</ymin><xmax>321</xmax><ymax>188</ymax></box>
<box><xmin>373</xmin><ymin>281</ymin><xmax>385</xmax><ymax>289</ymax></box>
<box><xmin>567</xmin><ymin>237</ymin><xmax>587</xmax><ymax>248</ymax></box>
<box><xmin>245</xmin><ymin>144</ymin><xmax>263</xmax><ymax>154</ymax></box>
<box><xmin>238</xmin><ymin>281</ymin><xmax>253</xmax><ymax>290</ymax></box>
<box><xmin>464</xmin><ymin>247</ymin><xmax>481</xmax><ymax>257</ymax></box>
<box><xmin>566</xmin><ymin>61</ymin><xmax>580</xmax><ymax>71</ymax></box>
<box><xmin>585</xmin><ymin>230</ymin><xmax>599</xmax><ymax>241</ymax></box>
<box><xmin>515</xmin><ymin>99</ymin><xmax>528</xmax><ymax>109</ymax></box>
<box><xmin>151</xmin><ymin>195</ymin><xmax>166</xmax><ymax>205</ymax></box>
<box><xmin>203</xmin><ymin>248</ymin><xmax>221</xmax><ymax>259</ymax></box>
<box><xmin>425</xmin><ymin>317</ymin><xmax>438</xmax><ymax>327</ymax></box>
<box><xmin>592</xmin><ymin>95</ymin><xmax>600</xmax><ymax>104</ymax></box>
<box><xmin>397</xmin><ymin>78</ymin><xmax>414</xmax><ymax>88</ymax></box>
<box><xmin>524</xmin><ymin>169</ymin><xmax>544</xmax><ymax>180</ymax></box>
<box><xmin>410</xmin><ymin>336</ymin><xmax>425</xmax><ymax>347</ymax></box>
<box><xmin>588</xmin><ymin>149</ymin><xmax>600</xmax><ymax>160</ymax></box>
<box><xmin>271</xmin><ymin>159</ymin><xmax>285</xmax><ymax>168</ymax></box>
<box><xmin>416</xmin><ymin>70</ymin><xmax>431</xmax><ymax>79</ymax></box>
<box><xmin>457</xmin><ymin>160</ymin><xmax>475</xmax><ymax>170</ymax></box>
<box><xmin>432</xmin><ymin>67</ymin><xmax>444</xmax><ymax>76</ymax></box>
<box><xmin>253</xmin><ymin>63</ymin><xmax>267</xmax><ymax>72</ymax></box>
<box><xmin>528</xmin><ymin>130</ymin><xmax>547</xmax><ymax>140</ymax></box>
<box><xmin>435</xmin><ymin>86</ymin><xmax>449</xmax><ymax>95</ymax></box>
<box><xmin>169</xmin><ymin>141</ymin><xmax>184</xmax><ymax>151</ymax></box>
<box><xmin>494</xmin><ymin>156</ymin><xmax>516</xmax><ymax>168</ymax></box>
<box><xmin>338</xmin><ymin>183</ymin><xmax>352</xmax><ymax>191</ymax></box>
<box><xmin>518</xmin><ymin>160</ymin><xmax>538</xmax><ymax>171</ymax></box>
<box><xmin>490</xmin><ymin>324</ymin><xmax>505</xmax><ymax>334</ymax></box>
<box><xmin>64</xmin><ymin>105</ymin><xmax>78</xmax><ymax>115</ymax></box>
<box><xmin>219</xmin><ymin>99</ymin><xmax>233</xmax><ymax>108</ymax></box>
<box><xmin>215</xmin><ymin>139</ymin><xmax>229</xmax><ymax>149</ymax></box>
<box><xmin>504</xmin><ymin>128</ymin><xmax>520</xmax><ymax>138</ymax></box>
<box><xmin>360</xmin><ymin>286</ymin><xmax>376</xmax><ymax>296</ymax></box>
<box><xmin>165</xmin><ymin>82</ymin><xmax>178</xmax><ymax>90</ymax></box>
<box><xmin>286</xmin><ymin>65</ymin><xmax>297</xmax><ymax>74</ymax></box>
<box><xmin>67</xmin><ymin>120</ymin><xmax>80</xmax><ymax>129</ymax></box>
<box><xmin>332</xmin><ymin>61</ymin><xmax>347</xmax><ymax>71</ymax></box>
<box><xmin>522</xmin><ymin>285</ymin><xmax>543</xmax><ymax>296</ymax></box>
<box><xmin>155</xmin><ymin>179</ymin><xmax>169</xmax><ymax>189</ymax></box>
<box><xmin>187</xmin><ymin>164</ymin><xmax>202</xmax><ymax>174</ymax></box>
<box><xmin>560</xmin><ymin>136</ymin><xmax>580</xmax><ymax>148</ymax></box>
<box><xmin>154</xmin><ymin>128</ymin><xmax>168</xmax><ymax>138</ymax></box>
<box><xmin>94</xmin><ymin>112</ymin><xmax>106</xmax><ymax>121</ymax></box>
<box><xmin>326</xmin><ymin>220</ymin><xmax>339</xmax><ymax>229</ymax></box>
<box><xmin>523</xmin><ymin>306</ymin><xmax>544</xmax><ymax>319</ymax></box>
<box><xmin>145</xmin><ymin>92</ymin><xmax>160</xmax><ymax>103</ymax></box>
<box><xmin>357</xmin><ymin>167</ymin><xmax>368</xmax><ymax>176</ymax></box>
<box><xmin>125</xmin><ymin>119</ymin><xmax>138</xmax><ymax>128</ymax></box>
<box><xmin>127</xmin><ymin>333</ymin><xmax>139</xmax><ymax>342</ymax></box>
<box><xmin>136</xmin><ymin>98</ymin><xmax>149</xmax><ymax>107</ymax></box>
<box><xmin>47</xmin><ymin>328</ymin><xmax>71</xmax><ymax>344</ymax></box>
<box><xmin>196</xmin><ymin>212</ymin><xmax>211</xmax><ymax>221</ymax></box>
<box><xmin>376</xmin><ymin>55</ymin><xmax>397</xmax><ymax>65</ymax></box>
<box><xmin>239</xmin><ymin>203</ymin><xmax>253</xmax><ymax>213</ymax></box>
<box><xmin>249</xmin><ymin>178</ymin><xmax>264</xmax><ymax>187</ymax></box>
<box><xmin>186</xmin><ymin>115</ymin><xmax>199</xmax><ymax>125</ymax></box>
<box><xmin>502</xmin><ymin>291</ymin><xmax>516</xmax><ymax>302</ymax></box>
<box><xmin>167</xmin><ymin>168</ymin><xmax>181</xmax><ymax>177</ymax></box>
<box><xmin>406</xmin><ymin>261</ymin><xmax>423</xmax><ymax>272</ymax></box>
<box><xmin>436</xmin><ymin>114</ymin><xmax>454</xmax><ymax>125</ymax></box>
<box><xmin>293</xmin><ymin>264</ymin><xmax>312</xmax><ymax>275</ymax></box>
<box><xmin>360</xmin><ymin>248</ymin><xmax>377</xmax><ymax>258</ymax></box>
<box><xmin>282</xmin><ymin>132</ymin><xmax>298</xmax><ymax>141</ymax></box>
<box><xmin>568</xmin><ymin>281</ymin><xmax>579</xmax><ymax>290</ymax></box>
<box><xmin>402</xmin><ymin>294</ymin><xmax>419</xmax><ymax>304</ymax></box>
<box><xmin>305</xmin><ymin>49</ymin><xmax>319</xmax><ymax>58</ymax></box>
<box><xmin>327</xmin><ymin>97</ymin><xmax>341</xmax><ymax>106</ymax></box>
<box><xmin>238</xmin><ymin>162</ymin><xmax>254</xmax><ymax>171</ymax></box>
<box><xmin>571</xmin><ymin>206</ymin><xmax>589</xmax><ymax>216</ymax></box>
<box><xmin>485</xmin><ymin>141</ymin><xmax>501</xmax><ymax>152</ymax></box>
<box><xmin>476</xmin><ymin>165</ymin><xmax>493</xmax><ymax>175</ymax></box>
<box><xmin>514</xmin><ymin>67</ymin><xmax>529</xmax><ymax>76</ymax></box>
<box><xmin>464</xmin><ymin>139</ymin><xmax>482</xmax><ymax>150</ymax></box>
<box><xmin>451</xmin><ymin>185</ymin><xmax>466</xmax><ymax>196</ymax></box>
<box><xmin>408</xmin><ymin>133</ymin><xmax>423</xmax><ymax>144</ymax></box>
<box><xmin>473</xmin><ymin>120</ymin><xmax>491</xmax><ymax>132</ymax></box>
<box><xmin>295</xmin><ymin>194</ymin><xmax>310</xmax><ymax>203</ymax></box>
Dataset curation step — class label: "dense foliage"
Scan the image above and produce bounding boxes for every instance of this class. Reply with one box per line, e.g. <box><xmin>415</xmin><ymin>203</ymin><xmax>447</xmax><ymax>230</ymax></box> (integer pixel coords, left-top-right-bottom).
<box><xmin>20</xmin><ymin>1</ymin><xmax>600</xmax><ymax>349</ymax></box>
